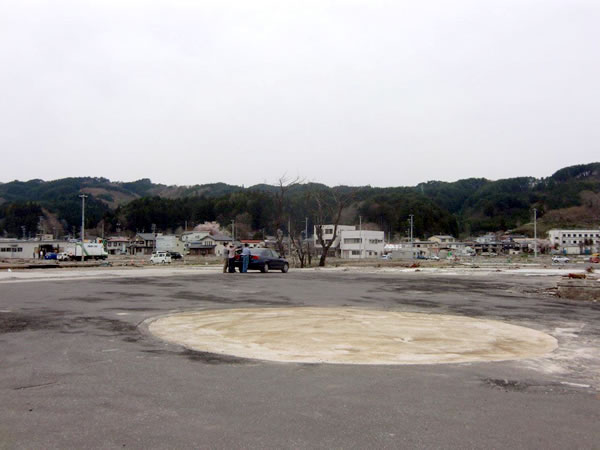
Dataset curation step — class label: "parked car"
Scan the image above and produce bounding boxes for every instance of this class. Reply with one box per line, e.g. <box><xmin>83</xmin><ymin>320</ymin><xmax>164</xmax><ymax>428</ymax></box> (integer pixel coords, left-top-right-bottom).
<box><xmin>380</xmin><ymin>254</ymin><xmax>392</xmax><ymax>260</ymax></box>
<box><xmin>428</xmin><ymin>255</ymin><xmax>440</xmax><ymax>261</ymax></box>
<box><xmin>57</xmin><ymin>252</ymin><xmax>70</xmax><ymax>261</ymax></box>
<box><xmin>234</xmin><ymin>248</ymin><xmax>289</xmax><ymax>273</ymax></box>
<box><xmin>43</xmin><ymin>252</ymin><xmax>58</xmax><ymax>260</ymax></box>
<box><xmin>168</xmin><ymin>251</ymin><xmax>183</xmax><ymax>260</ymax></box>
<box><xmin>150</xmin><ymin>251</ymin><xmax>172</xmax><ymax>264</ymax></box>
<box><xmin>552</xmin><ymin>256</ymin><xmax>570</xmax><ymax>264</ymax></box>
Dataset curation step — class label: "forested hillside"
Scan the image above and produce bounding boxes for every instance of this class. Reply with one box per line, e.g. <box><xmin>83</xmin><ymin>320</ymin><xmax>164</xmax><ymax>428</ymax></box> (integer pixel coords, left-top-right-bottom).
<box><xmin>1</xmin><ymin>163</ymin><xmax>599</xmax><ymax>239</ymax></box>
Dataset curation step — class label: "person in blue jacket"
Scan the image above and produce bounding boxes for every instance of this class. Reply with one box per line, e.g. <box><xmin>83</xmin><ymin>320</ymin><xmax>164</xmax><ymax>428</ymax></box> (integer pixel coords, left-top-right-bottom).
<box><xmin>241</xmin><ymin>243</ymin><xmax>251</xmax><ymax>273</ymax></box>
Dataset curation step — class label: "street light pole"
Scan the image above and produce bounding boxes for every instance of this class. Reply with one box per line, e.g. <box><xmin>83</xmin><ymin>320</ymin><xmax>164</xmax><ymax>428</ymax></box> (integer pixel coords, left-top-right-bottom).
<box><xmin>231</xmin><ymin>220</ymin><xmax>235</xmax><ymax>241</ymax></box>
<box><xmin>533</xmin><ymin>208</ymin><xmax>538</xmax><ymax>258</ymax></box>
<box><xmin>79</xmin><ymin>194</ymin><xmax>88</xmax><ymax>261</ymax></box>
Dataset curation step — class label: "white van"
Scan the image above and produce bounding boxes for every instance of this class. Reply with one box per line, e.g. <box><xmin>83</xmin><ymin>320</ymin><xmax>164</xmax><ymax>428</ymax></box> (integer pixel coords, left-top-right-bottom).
<box><xmin>150</xmin><ymin>251</ymin><xmax>172</xmax><ymax>264</ymax></box>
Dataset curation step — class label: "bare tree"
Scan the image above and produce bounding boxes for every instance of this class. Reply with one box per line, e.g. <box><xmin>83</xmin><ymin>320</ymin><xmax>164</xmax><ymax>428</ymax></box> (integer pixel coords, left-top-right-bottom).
<box><xmin>289</xmin><ymin>223</ymin><xmax>308</xmax><ymax>268</ymax></box>
<box><xmin>272</xmin><ymin>175</ymin><xmax>302</xmax><ymax>257</ymax></box>
<box><xmin>313</xmin><ymin>188</ymin><xmax>357</xmax><ymax>267</ymax></box>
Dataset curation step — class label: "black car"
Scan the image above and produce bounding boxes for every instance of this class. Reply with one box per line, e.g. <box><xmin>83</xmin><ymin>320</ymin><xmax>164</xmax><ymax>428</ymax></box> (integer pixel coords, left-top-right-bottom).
<box><xmin>168</xmin><ymin>251</ymin><xmax>183</xmax><ymax>260</ymax></box>
<box><xmin>234</xmin><ymin>248</ymin><xmax>289</xmax><ymax>273</ymax></box>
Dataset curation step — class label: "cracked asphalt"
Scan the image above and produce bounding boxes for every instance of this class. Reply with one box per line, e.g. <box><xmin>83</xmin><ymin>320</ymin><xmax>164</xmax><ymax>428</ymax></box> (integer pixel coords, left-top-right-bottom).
<box><xmin>1</xmin><ymin>268</ymin><xmax>599</xmax><ymax>449</ymax></box>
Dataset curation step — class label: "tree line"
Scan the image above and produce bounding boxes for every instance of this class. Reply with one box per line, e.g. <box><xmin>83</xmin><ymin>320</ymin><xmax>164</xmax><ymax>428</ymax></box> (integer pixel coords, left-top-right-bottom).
<box><xmin>1</xmin><ymin>162</ymin><xmax>599</xmax><ymax>240</ymax></box>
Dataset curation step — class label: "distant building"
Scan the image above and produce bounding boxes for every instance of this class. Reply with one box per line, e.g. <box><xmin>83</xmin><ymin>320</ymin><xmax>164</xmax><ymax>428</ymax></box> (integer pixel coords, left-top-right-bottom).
<box><xmin>313</xmin><ymin>225</ymin><xmax>356</xmax><ymax>256</ymax></box>
<box><xmin>240</xmin><ymin>239</ymin><xmax>264</xmax><ymax>248</ymax></box>
<box><xmin>106</xmin><ymin>237</ymin><xmax>130</xmax><ymax>255</ymax></box>
<box><xmin>156</xmin><ymin>235</ymin><xmax>186</xmax><ymax>255</ymax></box>
<box><xmin>186</xmin><ymin>236</ymin><xmax>218</xmax><ymax>256</ymax></box>
<box><xmin>130</xmin><ymin>233</ymin><xmax>159</xmax><ymax>255</ymax></box>
<box><xmin>181</xmin><ymin>231</ymin><xmax>210</xmax><ymax>243</ymax></box>
<box><xmin>475</xmin><ymin>233</ymin><xmax>498</xmax><ymax>244</ymax></box>
<box><xmin>0</xmin><ymin>238</ymin><xmax>68</xmax><ymax>259</ymax></box>
<box><xmin>181</xmin><ymin>231</ymin><xmax>234</xmax><ymax>256</ymax></box>
<box><xmin>340</xmin><ymin>230</ymin><xmax>385</xmax><ymax>259</ymax></box>
<box><xmin>314</xmin><ymin>225</ymin><xmax>384</xmax><ymax>259</ymax></box>
<box><xmin>547</xmin><ymin>229</ymin><xmax>600</xmax><ymax>255</ymax></box>
<box><xmin>429</xmin><ymin>235</ymin><xmax>456</xmax><ymax>244</ymax></box>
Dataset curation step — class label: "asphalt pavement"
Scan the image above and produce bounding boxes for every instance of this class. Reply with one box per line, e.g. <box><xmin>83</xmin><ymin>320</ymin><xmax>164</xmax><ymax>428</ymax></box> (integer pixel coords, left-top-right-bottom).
<box><xmin>1</xmin><ymin>268</ymin><xmax>599</xmax><ymax>449</ymax></box>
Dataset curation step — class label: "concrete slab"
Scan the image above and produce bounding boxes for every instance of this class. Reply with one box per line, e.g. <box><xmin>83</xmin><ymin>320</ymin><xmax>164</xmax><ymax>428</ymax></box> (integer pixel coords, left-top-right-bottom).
<box><xmin>147</xmin><ymin>307</ymin><xmax>558</xmax><ymax>365</ymax></box>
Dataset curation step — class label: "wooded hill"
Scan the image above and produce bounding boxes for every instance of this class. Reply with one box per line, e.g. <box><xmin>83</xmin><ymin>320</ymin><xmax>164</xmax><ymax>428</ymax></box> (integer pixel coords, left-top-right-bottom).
<box><xmin>1</xmin><ymin>162</ymin><xmax>599</xmax><ymax>239</ymax></box>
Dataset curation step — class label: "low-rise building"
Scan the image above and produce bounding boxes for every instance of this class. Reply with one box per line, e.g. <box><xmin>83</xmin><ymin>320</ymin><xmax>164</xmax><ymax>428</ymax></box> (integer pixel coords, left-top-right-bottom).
<box><xmin>186</xmin><ymin>235</ymin><xmax>222</xmax><ymax>256</ymax></box>
<box><xmin>547</xmin><ymin>229</ymin><xmax>600</xmax><ymax>255</ymax></box>
<box><xmin>429</xmin><ymin>235</ymin><xmax>456</xmax><ymax>244</ymax></box>
<box><xmin>0</xmin><ymin>239</ymin><xmax>69</xmax><ymax>259</ymax></box>
<box><xmin>340</xmin><ymin>230</ymin><xmax>385</xmax><ymax>259</ymax></box>
<box><xmin>213</xmin><ymin>234</ymin><xmax>234</xmax><ymax>257</ymax></box>
<box><xmin>240</xmin><ymin>239</ymin><xmax>264</xmax><ymax>248</ymax></box>
<box><xmin>106</xmin><ymin>237</ymin><xmax>130</xmax><ymax>255</ymax></box>
<box><xmin>184</xmin><ymin>232</ymin><xmax>234</xmax><ymax>256</ymax></box>
<box><xmin>313</xmin><ymin>225</ymin><xmax>384</xmax><ymax>259</ymax></box>
<box><xmin>130</xmin><ymin>233</ymin><xmax>159</xmax><ymax>255</ymax></box>
<box><xmin>181</xmin><ymin>231</ymin><xmax>210</xmax><ymax>243</ymax></box>
<box><xmin>313</xmin><ymin>225</ymin><xmax>356</xmax><ymax>253</ymax></box>
<box><xmin>475</xmin><ymin>233</ymin><xmax>498</xmax><ymax>244</ymax></box>
<box><xmin>156</xmin><ymin>235</ymin><xmax>186</xmax><ymax>255</ymax></box>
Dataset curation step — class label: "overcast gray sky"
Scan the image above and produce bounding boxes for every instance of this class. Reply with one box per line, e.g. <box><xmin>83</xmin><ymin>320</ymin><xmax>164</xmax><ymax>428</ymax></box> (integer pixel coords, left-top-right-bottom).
<box><xmin>1</xmin><ymin>0</ymin><xmax>598</xmax><ymax>187</ymax></box>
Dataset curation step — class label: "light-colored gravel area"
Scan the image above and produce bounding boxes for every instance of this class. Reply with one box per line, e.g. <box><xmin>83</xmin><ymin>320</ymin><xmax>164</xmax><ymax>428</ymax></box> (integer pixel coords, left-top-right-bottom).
<box><xmin>146</xmin><ymin>307</ymin><xmax>558</xmax><ymax>365</ymax></box>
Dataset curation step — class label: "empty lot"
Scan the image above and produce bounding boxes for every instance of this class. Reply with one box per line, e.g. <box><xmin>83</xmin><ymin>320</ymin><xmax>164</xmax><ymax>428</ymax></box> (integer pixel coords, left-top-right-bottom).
<box><xmin>1</xmin><ymin>268</ymin><xmax>599</xmax><ymax>448</ymax></box>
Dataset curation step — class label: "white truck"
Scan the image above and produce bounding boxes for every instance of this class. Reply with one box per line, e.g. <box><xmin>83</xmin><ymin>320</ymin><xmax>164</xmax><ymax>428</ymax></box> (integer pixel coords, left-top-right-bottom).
<box><xmin>65</xmin><ymin>242</ymin><xmax>109</xmax><ymax>261</ymax></box>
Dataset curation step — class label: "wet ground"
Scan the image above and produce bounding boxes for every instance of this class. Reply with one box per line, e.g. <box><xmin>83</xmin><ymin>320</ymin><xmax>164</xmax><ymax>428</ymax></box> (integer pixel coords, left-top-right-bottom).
<box><xmin>1</xmin><ymin>269</ymin><xmax>599</xmax><ymax>448</ymax></box>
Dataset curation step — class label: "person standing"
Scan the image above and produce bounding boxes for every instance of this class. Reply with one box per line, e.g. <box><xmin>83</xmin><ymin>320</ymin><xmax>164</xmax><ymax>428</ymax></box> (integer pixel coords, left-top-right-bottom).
<box><xmin>222</xmin><ymin>245</ymin><xmax>229</xmax><ymax>273</ymax></box>
<box><xmin>241</xmin><ymin>243</ymin><xmax>251</xmax><ymax>273</ymax></box>
<box><xmin>228</xmin><ymin>244</ymin><xmax>237</xmax><ymax>273</ymax></box>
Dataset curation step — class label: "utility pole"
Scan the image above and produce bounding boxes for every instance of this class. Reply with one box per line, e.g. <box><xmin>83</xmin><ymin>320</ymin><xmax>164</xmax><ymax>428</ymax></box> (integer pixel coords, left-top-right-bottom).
<box><xmin>533</xmin><ymin>208</ymin><xmax>538</xmax><ymax>258</ymax></box>
<box><xmin>305</xmin><ymin>217</ymin><xmax>308</xmax><ymax>241</ymax></box>
<box><xmin>409</xmin><ymin>214</ymin><xmax>414</xmax><ymax>259</ymax></box>
<box><xmin>231</xmin><ymin>220</ymin><xmax>235</xmax><ymax>241</ymax></box>
<box><xmin>38</xmin><ymin>216</ymin><xmax>44</xmax><ymax>238</ymax></box>
<box><xmin>305</xmin><ymin>217</ymin><xmax>309</xmax><ymax>263</ymax></box>
<box><xmin>151</xmin><ymin>223</ymin><xmax>157</xmax><ymax>251</ymax></box>
<box><xmin>79</xmin><ymin>194</ymin><xmax>88</xmax><ymax>262</ymax></box>
<box><xmin>359</xmin><ymin>215</ymin><xmax>362</xmax><ymax>259</ymax></box>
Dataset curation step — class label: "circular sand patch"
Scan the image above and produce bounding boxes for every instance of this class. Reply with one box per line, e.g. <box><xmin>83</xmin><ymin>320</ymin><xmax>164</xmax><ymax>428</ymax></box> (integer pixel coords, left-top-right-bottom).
<box><xmin>147</xmin><ymin>307</ymin><xmax>557</xmax><ymax>365</ymax></box>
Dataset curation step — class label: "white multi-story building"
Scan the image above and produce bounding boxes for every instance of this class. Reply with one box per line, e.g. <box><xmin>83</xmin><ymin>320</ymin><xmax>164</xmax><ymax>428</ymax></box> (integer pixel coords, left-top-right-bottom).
<box><xmin>313</xmin><ymin>225</ymin><xmax>384</xmax><ymax>259</ymax></box>
<box><xmin>547</xmin><ymin>229</ymin><xmax>600</xmax><ymax>255</ymax></box>
<box><xmin>313</xmin><ymin>225</ymin><xmax>356</xmax><ymax>250</ymax></box>
<box><xmin>340</xmin><ymin>230</ymin><xmax>385</xmax><ymax>258</ymax></box>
